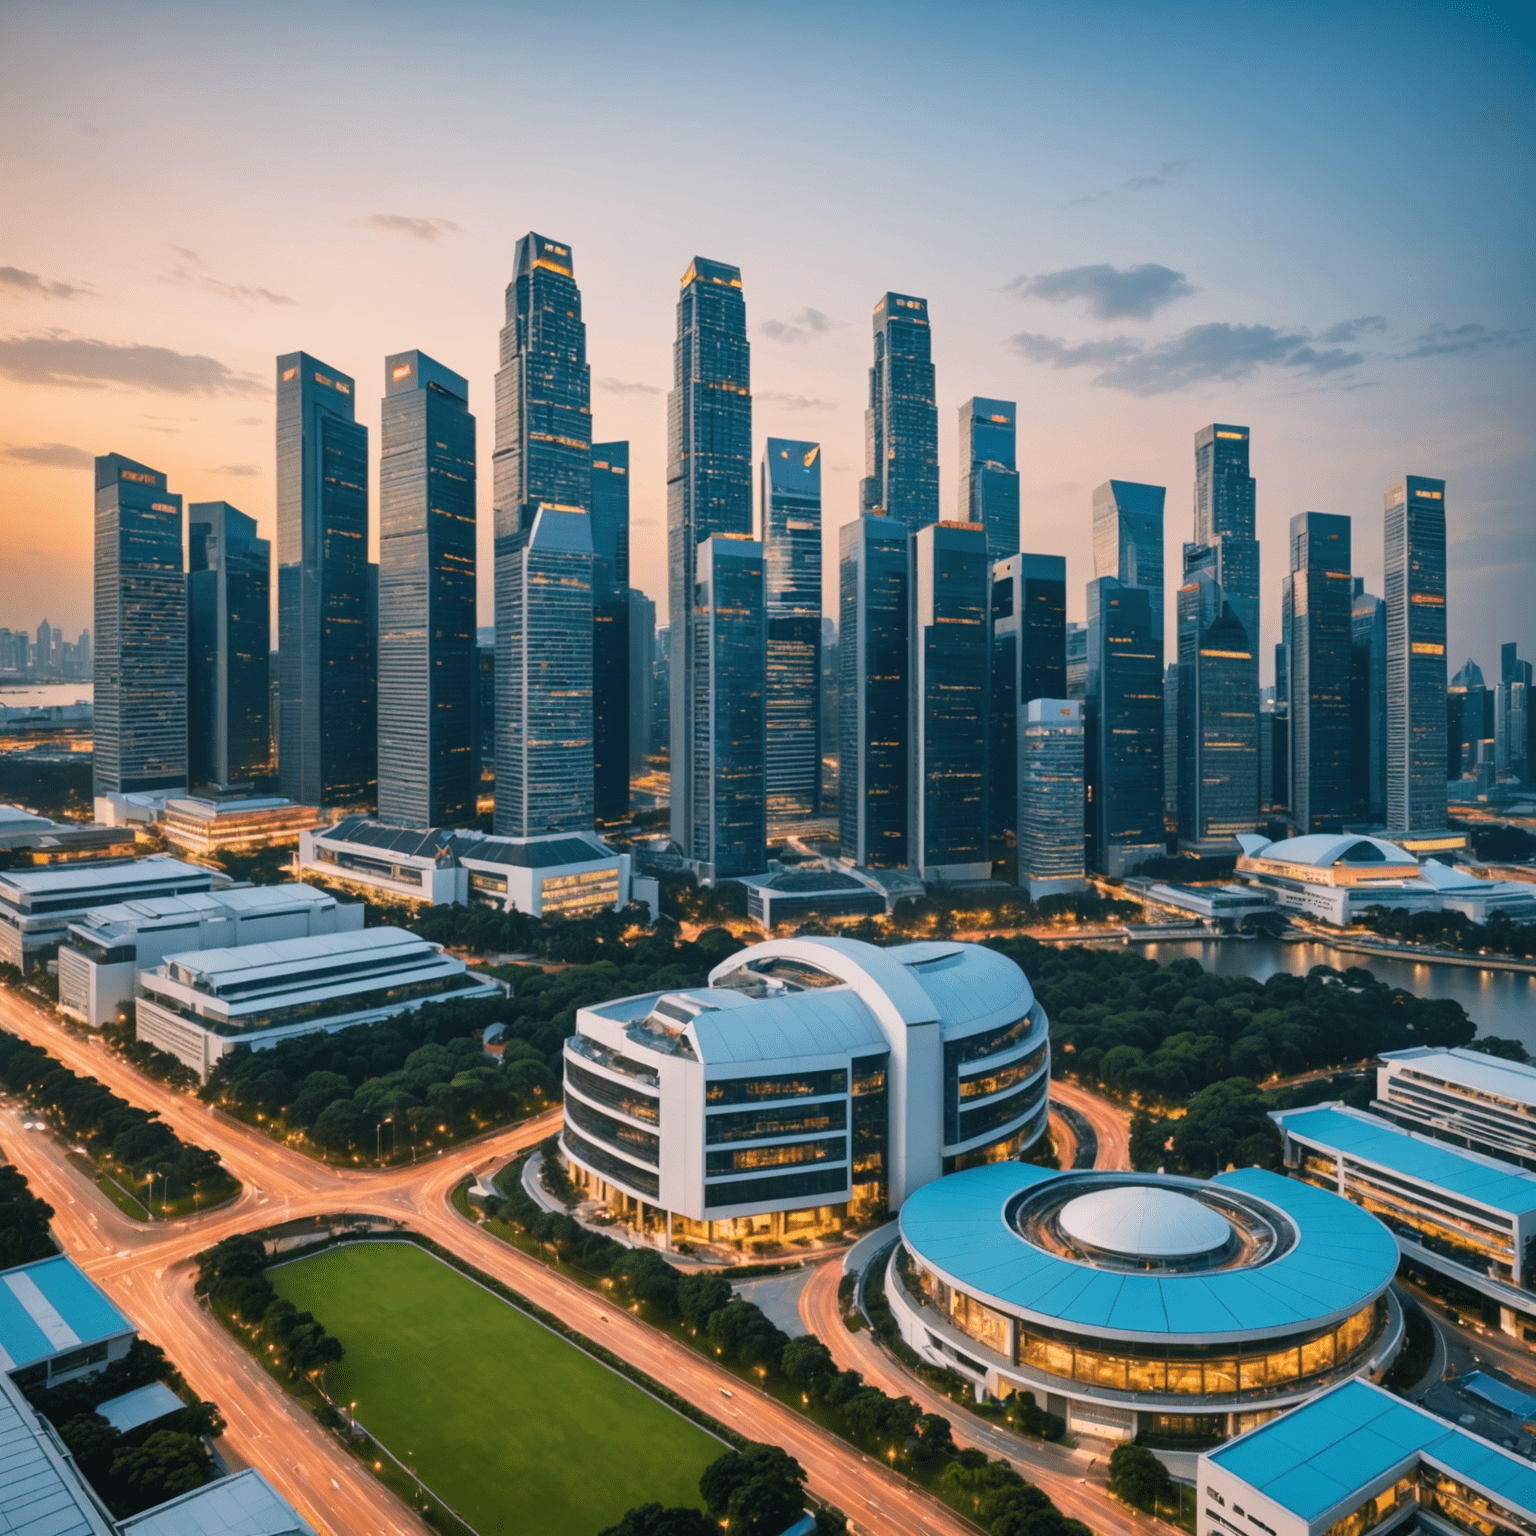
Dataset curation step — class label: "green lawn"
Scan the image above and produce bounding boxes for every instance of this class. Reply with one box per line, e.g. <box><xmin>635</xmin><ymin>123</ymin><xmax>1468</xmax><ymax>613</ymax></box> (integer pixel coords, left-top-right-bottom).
<box><xmin>270</xmin><ymin>1242</ymin><xmax>721</xmax><ymax>1536</ymax></box>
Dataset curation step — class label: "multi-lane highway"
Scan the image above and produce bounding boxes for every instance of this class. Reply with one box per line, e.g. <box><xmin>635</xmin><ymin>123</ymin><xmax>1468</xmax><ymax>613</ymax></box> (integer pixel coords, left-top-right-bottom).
<box><xmin>1049</xmin><ymin>1079</ymin><xmax>1131</xmax><ymax>1171</ymax></box>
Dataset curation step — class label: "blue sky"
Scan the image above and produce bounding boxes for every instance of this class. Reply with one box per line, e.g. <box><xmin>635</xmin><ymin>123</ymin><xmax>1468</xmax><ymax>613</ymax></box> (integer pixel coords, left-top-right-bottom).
<box><xmin>1</xmin><ymin>0</ymin><xmax>1531</xmax><ymax>675</ymax></box>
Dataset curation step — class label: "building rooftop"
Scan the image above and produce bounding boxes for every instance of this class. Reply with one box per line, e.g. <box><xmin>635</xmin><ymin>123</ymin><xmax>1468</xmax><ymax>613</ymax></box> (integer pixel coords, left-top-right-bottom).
<box><xmin>1240</xmin><ymin>833</ymin><xmax>1417</xmax><ymax>870</ymax></box>
<box><xmin>0</xmin><ymin>1372</ymin><xmax>112</xmax><ymax>1536</ymax></box>
<box><xmin>95</xmin><ymin>1381</ymin><xmax>187</xmax><ymax>1434</ymax></box>
<box><xmin>690</xmin><ymin>987</ymin><xmax>886</xmax><ymax>1065</ymax></box>
<box><xmin>0</xmin><ymin>1255</ymin><xmax>134</xmax><ymax>1373</ymax></box>
<box><xmin>450</xmin><ymin>832</ymin><xmax>614</xmax><ymax>869</ymax></box>
<box><xmin>1059</xmin><ymin>1186</ymin><xmax>1232</xmax><ymax>1259</ymax></box>
<box><xmin>1461</xmin><ymin>1370</ymin><xmax>1536</xmax><ymax>1423</ymax></box>
<box><xmin>1273</xmin><ymin>1103</ymin><xmax>1536</xmax><ymax>1218</ymax></box>
<box><xmin>164</xmin><ymin>797</ymin><xmax>302</xmax><ymax>820</ymax></box>
<box><xmin>1379</xmin><ymin>1045</ymin><xmax>1536</xmax><ymax>1108</ymax></box>
<box><xmin>1207</xmin><ymin>1378</ymin><xmax>1536</xmax><ymax>1523</ymax></box>
<box><xmin>0</xmin><ymin>856</ymin><xmax>214</xmax><ymax>902</ymax></box>
<box><xmin>160</xmin><ymin>926</ymin><xmax>440</xmax><ymax>996</ymax></box>
<box><xmin>321</xmin><ymin>819</ymin><xmax>454</xmax><ymax>861</ymax></box>
<box><xmin>116</xmin><ymin>1468</ymin><xmax>317</xmax><ymax>1536</ymax></box>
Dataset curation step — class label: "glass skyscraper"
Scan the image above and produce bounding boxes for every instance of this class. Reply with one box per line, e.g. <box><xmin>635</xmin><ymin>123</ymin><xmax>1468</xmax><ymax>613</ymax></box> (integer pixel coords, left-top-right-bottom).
<box><xmin>1287</xmin><ymin>512</ymin><xmax>1353</xmax><ymax>833</ymax></box>
<box><xmin>93</xmin><ymin>453</ymin><xmax>186</xmax><ymax>795</ymax></box>
<box><xmin>591</xmin><ymin>442</ymin><xmax>630</xmax><ymax>598</ymax></box>
<box><xmin>861</xmin><ymin>293</ymin><xmax>937</xmax><ymax>531</ymax></box>
<box><xmin>1193</xmin><ymin>423</ymin><xmax>1260</xmax><ymax>651</ymax></box>
<box><xmin>1499</xmin><ymin>642</ymin><xmax>1533</xmax><ymax>784</ymax></box>
<box><xmin>910</xmin><ymin>520</ymin><xmax>989</xmax><ymax>881</ymax></box>
<box><xmin>691</xmin><ymin>535</ymin><xmax>766</xmax><ymax>880</ymax></box>
<box><xmin>1384</xmin><ymin>475</ymin><xmax>1447</xmax><ymax>830</ymax></box>
<box><xmin>592</xmin><ymin>442</ymin><xmax>631</xmax><ymax>822</ymax></box>
<box><xmin>959</xmin><ymin>398</ymin><xmax>1019</xmax><ymax>559</ymax></box>
<box><xmin>628</xmin><ymin>590</ymin><xmax>655</xmax><ymax>777</ymax></box>
<box><xmin>1018</xmin><ymin>699</ymin><xmax>1086</xmax><ymax>900</ymax></box>
<box><xmin>988</xmin><ymin>553</ymin><xmax>1066</xmax><ymax>861</ymax></box>
<box><xmin>1092</xmin><ymin>480</ymin><xmax>1165</xmax><ymax>655</ymax></box>
<box><xmin>187</xmin><ymin>502</ymin><xmax>270</xmax><ymax>790</ymax></box>
<box><xmin>667</xmin><ymin>257</ymin><xmax>752</xmax><ymax>861</ymax></box>
<box><xmin>838</xmin><ymin>515</ymin><xmax>909</xmax><ymax>868</ymax></box>
<box><xmin>493</xmin><ymin>233</ymin><xmax>594</xmax><ymax>837</ymax></box>
<box><xmin>276</xmin><ymin>352</ymin><xmax>374</xmax><ymax>808</ymax></box>
<box><xmin>1351</xmin><ymin>580</ymin><xmax>1387</xmax><ymax>823</ymax></box>
<box><xmin>761</xmin><ymin>438</ymin><xmax>822</xmax><ymax>823</ymax></box>
<box><xmin>377</xmin><ymin>350</ymin><xmax>477</xmax><ymax>829</ymax></box>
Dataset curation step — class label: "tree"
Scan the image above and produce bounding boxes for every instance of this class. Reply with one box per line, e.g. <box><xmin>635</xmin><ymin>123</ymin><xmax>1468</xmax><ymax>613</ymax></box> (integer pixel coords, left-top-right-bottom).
<box><xmin>916</xmin><ymin>1412</ymin><xmax>955</xmax><ymax>1457</ymax></box>
<box><xmin>1107</xmin><ymin>1443</ymin><xmax>1173</xmax><ymax>1511</ymax></box>
<box><xmin>677</xmin><ymin>1271</ymin><xmax>732</xmax><ymax>1330</ymax></box>
<box><xmin>598</xmin><ymin>1504</ymin><xmax>713</xmax><ymax>1536</ymax></box>
<box><xmin>58</xmin><ymin>1413</ymin><xmax>120</xmax><ymax>1487</ymax></box>
<box><xmin>109</xmin><ymin>1430</ymin><xmax>212</xmax><ymax>1513</ymax></box>
<box><xmin>699</xmin><ymin>1444</ymin><xmax>807</xmax><ymax>1536</ymax></box>
<box><xmin>781</xmin><ymin>1335</ymin><xmax>837</xmax><ymax>1399</ymax></box>
<box><xmin>1172</xmin><ymin>1078</ymin><xmax>1281</xmax><ymax>1175</ymax></box>
<box><xmin>0</xmin><ymin>1162</ymin><xmax>55</xmax><ymax>1267</ymax></box>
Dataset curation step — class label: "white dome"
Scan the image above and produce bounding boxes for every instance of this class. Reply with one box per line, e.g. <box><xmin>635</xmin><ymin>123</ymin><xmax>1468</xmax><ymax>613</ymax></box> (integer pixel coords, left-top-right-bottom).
<box><xmin>1059</xmin><ymin>1186</ymin><xmax>1232</xmax><ymax>1259</ymax></box>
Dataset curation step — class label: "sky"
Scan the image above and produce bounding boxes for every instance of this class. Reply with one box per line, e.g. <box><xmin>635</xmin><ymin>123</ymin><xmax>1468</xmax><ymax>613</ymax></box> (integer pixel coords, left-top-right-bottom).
<box><xmin>1</xmin><ymin>0</ymin><xmax>1532</xmax><ymax>680</ymax></box>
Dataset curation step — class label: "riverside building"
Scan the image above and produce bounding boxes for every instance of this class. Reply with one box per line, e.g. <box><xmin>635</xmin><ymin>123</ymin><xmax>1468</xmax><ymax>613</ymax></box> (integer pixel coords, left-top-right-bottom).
<box><xmin>891</xmin><ymin>1163</ymin><xmax>1402</xmax><ymax>1451</ymax></box>
<box><xmin>560</xmin><ymin>936</ymin><xmax>1050</xmax><ymax>1246</ymax></box>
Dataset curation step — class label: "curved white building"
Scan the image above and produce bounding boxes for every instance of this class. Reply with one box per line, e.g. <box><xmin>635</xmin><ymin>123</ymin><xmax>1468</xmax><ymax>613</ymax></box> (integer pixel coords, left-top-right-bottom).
<box><xmin>560</xmin><ymin>936</ymin><xmax>1050</xmax><ymax>1246</ymax></box>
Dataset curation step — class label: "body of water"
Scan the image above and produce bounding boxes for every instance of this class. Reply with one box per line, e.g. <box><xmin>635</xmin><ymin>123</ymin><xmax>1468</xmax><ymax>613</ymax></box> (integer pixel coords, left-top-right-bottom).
<box><xmin>1138</xmin><ymin>937</ymin><xmax>1536</xmax><ymax>1051</ymax></box>
<box><xmin>0</xmin><ymin>683</ymin><xmax>93</xmax><ymax>708</ymax></box>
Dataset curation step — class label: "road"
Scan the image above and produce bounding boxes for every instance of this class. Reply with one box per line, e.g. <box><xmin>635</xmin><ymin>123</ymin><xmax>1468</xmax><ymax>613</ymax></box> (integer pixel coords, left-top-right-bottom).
<box><xmin>1047</xmin><ymin>1107</ymin><xmax>1078</xmax><ymax>1171</ymax></box>
<box><xmin>1048</xmin><ymin>1080</ymin><xmax>1130</xmax><ymax>1171</ymax></box>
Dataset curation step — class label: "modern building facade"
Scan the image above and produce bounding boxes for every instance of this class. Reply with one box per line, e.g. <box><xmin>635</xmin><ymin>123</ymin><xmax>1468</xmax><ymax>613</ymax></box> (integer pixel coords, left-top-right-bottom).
<box><xmin>1086</xmin><ymin>577</ymin><xmax>1164</xmax><ymax>876</ymax></box>
<box><xmin>1092</xmin><ymin>480</ymin><xmax>1165</xmax><ymax>651</ymax></box>
<box><xmin>989</xmin><ymin>553</ymin><xmax>1067</xmax><ymax>861</ymax></box>
<box><xmin>1193</xmin><ymin>423</ymin><xmax>1260</xmax><ymax>650</ymax></box>
<box><xmin>186</xmin><ymin>502</ymin><xmax>269</xmax><ymax>789</ymax></box>
<box><xmin>1018</xmin><ymin>699</ymin><xmax>1086</xmax><ymax>900</ymax></box>
<box><xmin>690</xmin><ymin>535</ymin><xmax>767</xmax><ymax>881</ymax></box>
<box><xmin>1447</xmin><ymin>657</ymin><xmax>1495</xmax><ymax>786</ymax></box>
<box><xmin>1287</xmin><ymin>512</ymin><xmax>1353</xmax><ymax>833</ymax></box>
<box><xmin>160</xmin><ymin>795</ymin><xmax>319</xmax><ymax>855</ymax></box>
<box><xmin>959</xmin><ymin>398</ymin><xmax>1019</xmax><ymax>559</ymax></box>
<box><xmin>910</xmin><ymin>521</ymin><xmax>990</xmax><ymax>882</ymax></box>
<box><xmin>1384</xmin><ymin>476</ymin><xmax>1448</xmax><ymax>831</ymax></box>
<box><xmin>893</xmin><ymin>1163</ymin><xmax>1401</xmax><ymax>1448</ymax></box>
<box><xmin>1373</xmin><ymin>1047</ymin><xmax>1536</xmax><ymax>1172</ymax></box>
<box><xmin>839</xmin><ymin>515</ymin><xmax>909</xmax><ymax>869</ymax></box>
<box><xmin>861</xmin><ymin>293</ymin><xmax>938</xmax><ymax>530</ymax></box>
<box><xmin>761</xmin><ymin>439</ymin><xmax>822</xmax><ymax>823</ymax></box>
<box><xmin>628</xmin><ymin>590</ymin><xmax>656</xmax><ymax>777</ymax></box>
<box><xmin>668</xmin><ymin>257</ymin><xmax>752</xmax><ymax>860</ymax></box>
<box><xmin>592</xmin><ymin>441</ymin><xmax>632</xmax><ymax>822</ymax></box>
<box><xmin>377</xmin><ymin>350</ymin><xmax>477</xmax><ymax>829</ymax></box>
<box><xmin>276</xmin><ymin>353</ymin><xmax>374</xmax><ymax>809</ymax></box>
<box><xmin>1498</xmin><ymin>642</ymin><xmax>1533</xmax><ymax>782</ymax></box>
<box><xmin>591</xmin><ymin>441</ymin><xmax>630</xmax><ymax>599</ymax></box>
<box><xmin>560</xmin><ymin>936</ymin><xmax>1050</xmax><ymax>1245</ymax></box>
<box><xmin>1351</xmin><ymin>580</ymin><xmax>1387</xmax><ymax>824</ymax></box>
<box><xmin>93</xmin><ymin>454</ymin><xmax>186</xmax><ymax>797</ymax></box>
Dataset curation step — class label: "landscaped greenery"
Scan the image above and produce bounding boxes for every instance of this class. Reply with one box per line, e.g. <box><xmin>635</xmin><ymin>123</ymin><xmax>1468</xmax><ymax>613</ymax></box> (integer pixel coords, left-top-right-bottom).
<box><xmin>1356</xmin><ymin>903</ymin><xmax>1536</xmax><ymax>959</ymax></box>
<box><xmin>0</xmin><ymin>1161</ymin><xmax>55</xmax><ymax>1266</ymax></box>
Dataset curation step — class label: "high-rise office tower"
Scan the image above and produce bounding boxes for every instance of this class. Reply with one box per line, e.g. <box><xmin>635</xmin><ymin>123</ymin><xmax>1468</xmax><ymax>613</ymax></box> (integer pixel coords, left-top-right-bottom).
<box><xmin>276</xmin><ymin>353</ymin><xmax>373</xmax><ymax>808</ymax></box>
<box><xmin>1351</xmin><ymin>580</ymin><xmax>1387</xmax><ymax>824</ymax></box>
<box><xmin>592</xmin><ymin>443</ymin><xmax>631</xmax><ymax>823</ymax></box>
<box><xmin>959</xmin><ymin>398</ymin><xmax>1019</xmax><ymax>559</ymax></box>
<box><xmin>1287</xmin><ymin>512</ymin><xmax>1353</xmax><ymax>833</ymax></box>
<box><xmin>93</xmin><ymin>454</ymin><xmax>186</xmax><ymax>797</ymax></box>
<box><xmin>377</xmin><ymin>350</ymin><xmax>477</xmax><ymax>829</ymax></box>
<box><xmin>861</xmin><ymin>293</ymin><xmax>937</xmax><ymax>530</ymax></box>
<box><xmin>1092</xmin><ymin>480</ymin><xmax>1165</xmax><ymax>653</ymax></box>
<box><xmin>910</xmin><ymin>521</ymin><xmax>989</xmax><ymax>881</ymax></box>
<box><xmin>494</xmin><ymin>233</ymin><xmax>594</xmax><ymax>837</ymax></box>
<box><xmin>691</xmin><ymin>535</ymin><xmax>766</xmax><ymax>880</ymax></box>
<box><xmin>1193</xmin><ymin>423</ymin><xmax>1260</xmax><ymax>649</ymax></box>
<box><xmin>1499</xmin><ymin>643</ymin><xmax>1533</xmax><ymax>783</ymax></box>
<box><xmin>35</xmin><ymin>619</ymin><xmax>52</xmax><ymax>673</ymax></box>
<box><xmin>1384</xmin><ymin>476</ymin><xmax>1447</xmax><ymax>830</ymax></box>
<box><xmin>1087</xmin><ymin>576</ymin><xmax>1164</xmax><ymax>876</ymax></box>
<box><xmin>838</xmin><ymin>515</ymin><xmax>909</xmax><ymax>867</ymax></box>
<box><xmin>628</xmin><ymin>590</ymin><xmax>655</xmax><ymax>777</ymax></box>
<box><xmin>761</xmin><ymin>439</ymin><xmax>822</xmax><ymax>823</ymax></box>
<box><xmin>1163</xmin><ymin>663</ymin><xmax>1180</xmax><ymax>823</ymax></box>
<box><xmin>1065</xmin><ymin>622</ymin><xmax>1087</xmax><ymax>701</ymax></box>
<box><xmin>187</xmin><ymin>502</ymin><xmax>270</xmax><ymax>790</ymax></box>
<box><xmin>667</xmin><ymin>257</ymin><xmax>752</xmax><ymax>857</ymax></box>
<box><xmin>1447</xmin><ymin>658</ymin><xmax>1494</xmax><ymax>786</ymax></box>
<box><xmin>988</xmin><ymin>553</ymin><xmax>1066</xmax><ymax>861</ymax></box>
<box><xmin>1018</xmin><ymin>698</ymin><xmax>1086</xmax><ymax>901</ymax></box>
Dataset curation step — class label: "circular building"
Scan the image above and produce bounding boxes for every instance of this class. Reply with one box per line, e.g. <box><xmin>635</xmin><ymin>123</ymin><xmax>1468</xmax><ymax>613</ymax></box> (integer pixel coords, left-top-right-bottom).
<box><xmin>891</xmin><ymin>1162</ymin><xmax>1402</xmax><ymax>1452</ymax></box>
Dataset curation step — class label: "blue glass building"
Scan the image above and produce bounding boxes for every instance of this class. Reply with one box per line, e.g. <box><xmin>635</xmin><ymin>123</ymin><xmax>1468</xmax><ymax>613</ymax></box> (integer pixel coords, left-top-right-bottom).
<box><xmin>761</xmin><ymin>438</ymin><xmax>822</xmax><ymax>823</ymax></box>
<box><xmin>1287</xmin><ymin>512</ymin><xmax>1353</xmax><ymax>833</ymax></box>
<box><xmin>377</xmin><ymin>350</ymin><xmax>477</xmax><ymax>829</ymax></box>
<box><xmin>1350</xmin><ymin>580</ymin><xmax>1387</xmax><ymax>823</ymax></box>
<box><xmin>1091</xmin><ymin>479</ymin><xmax>1165</xmax><ymax>662</ymax></box>
<box><xmin>592</xmin><ymin>442</ymin><xmax>631</xmax><ymax>822</ymax></box>
<box><xmin>591</xmin><ymin>442</ymin><xmax>629</xmax><ymax>600</ymax></box>
<box><xmin>276</xmin><ymin>352</ymin><xmax>374</xmax><ymax>808</ymax></box>
<box><xmin>93</xmin><ymin>454</ymin><xmax>187</xmax><ymax>795</ymax></box>
<box><xmin>667</xmin><ymin>257</ymin><xmax>752</xmax><ymax>859</ymax></box>
<box><xmin>959</xmin><ymin>398</ymin><xmax>1019</xmax><ymax>560</ymax></box>
<box><xmin>861</xmin><ymin>293</ymin><xmax>937</xmax><ymax>531</ymax></box>
<box><xmin>187</xmin><ymin>502</ymin><xmax>270</xmax><ymax>789</ymax></box>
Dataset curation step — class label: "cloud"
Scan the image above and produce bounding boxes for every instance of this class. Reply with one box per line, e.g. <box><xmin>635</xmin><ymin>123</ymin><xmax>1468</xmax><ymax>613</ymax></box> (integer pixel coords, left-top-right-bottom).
<box><xmin>0</xmin><ymin>265</ymin><xmax>90</xmax><ymax>300</ymax></box>
<box><xmin>1317</xmin><ymin>315</ymin><xmax>1387</xmax><ymax>343</ymax></box>
<box><xmin>0</xmin><ymin>331</ymin><xmax>263</xmax><ymax>394</ymax></box>
<box><xmin>359</xmin><ymin>214</ymin><xmax>461</xmax><ymax>242</ymax></box>
<box><xmin>1008</xmin><ymin>333</ymin><xmax>1142</xmax><ymax>368</ymax></box>
<box><xmin>757</xmin><ymin>390</ymin><xmax>836</xmax><ymax>411</ymax></box>
<box><xmin>595</xmin><ymin>376</ymin><xmax>662</xmax><ymax>395</ymax></box>
<box><xmin>1402</xmin><ymin>322</ymin><xmax>1528</xmax><ymax>359</ymax></box>
<box><xmin>161</xmin><ymin>252</ymin><xmax>292</xmax><ymax>305</ymax></box>
<box><xmin>1069</xmin><ymin>158</ymin><xmax>1195</xmax><ymax>206</ymax></box>
<box><xmin>1009</xmin><ymin>263</ymin><xmax>1194</xmax><ymax>321</ymax></box>
<box><xmin>760</xmin><ymin>309</ymin><xmax>835</xmax><ymax>344</ymax></box>
<box><xmin>0</xmin><ymin>442</ymin><xmax>93</xmax><ymax>468</ymax></box>
<box><xmin>235</xmin><ymin>416</ymin><xmax>263</xmax><ymax>426</ymax></box>
<box><xmin>212</xmin><ymin>463</ymin><xmax>261</xmax><ymax>477</ymax></box>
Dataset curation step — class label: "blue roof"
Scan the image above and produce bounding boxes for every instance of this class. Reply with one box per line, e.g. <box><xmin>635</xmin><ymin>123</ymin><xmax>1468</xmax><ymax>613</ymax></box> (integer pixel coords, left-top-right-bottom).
<box><xmin>1274</xmin><ymin>1104</ymin><xmax>1536</xmax><ymax>1218</ymax></box>
<box><xmin>898</xmin><ymin>1164</ymin><xmax>1398</xmax><ymax>1341</ymax></box>
<box><xmin>0</xmin><ymin>1255</ymin><xmax>134</xmax><ymax>1371</ymax></box>
<box><xmin>1462</xmin><ymin>1370</ymin><xmax>1536</xmax><ymax>1422</ymax></box>
<box><xmin>1208</xmin><ymin>1379</ymin><xmax>1536</xmax><ymax>1523</ymax></box>
<box><xmin>96</xmin><ymin>1380</ymin><xmax>186</xmax><ymax>1434</ymax></box>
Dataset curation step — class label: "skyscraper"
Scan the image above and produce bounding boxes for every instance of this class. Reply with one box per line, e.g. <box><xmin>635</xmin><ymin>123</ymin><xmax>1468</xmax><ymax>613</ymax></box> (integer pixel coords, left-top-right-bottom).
<box><xmin>628</xmin><ymin>591</ymin><xmax>656</xmax><ymax>777</ymax></box>
<box><xmin>1092</xmin><ymin>480</ymin><xmax>1165</xmax><ymax>652</ymax></box>
<box><xmin>959</xmin><ymin>398</ymin><xmax>1019</xmax><ymax>559</ymax></box>
<box><xmin>761</xmin><ymin>439</ymin><xmax>822</xmax><ymax>823</ymax></box>
<box><xmin>1447</xmin><ymin>658</ymin><xmax>1494</xmax><ymax>786</ymax></box>
<box><xmin>377</xmin><ymin>350</ymin><xmax>477</xmax><ymax>829</ymax></box>
<box><xmin>1087</xmin><ymin>576</ymin><xmax>1164</xmax><ymax>876</ymax></box>
<box><xmin>1287</xmin><ymin>512</ymin><xmax>1353</xmax><ymax>833</ymax></box>
<box><xmin>93</xmin><ymin>453</ymin><xmax>186</xmax><ymax>797</ymax></box>
<box><xmin>1384</xmin><ymin>475</ymin><xmax>1447</xmax><ymax>830</ymax></box>
<box><xmin>838</xmin><ymin>514</ymin><xmax>909</xmax><ymax>868</ymax></box>
<box><xmin>187</xmin><ymin>502</ymin><xmax>270</xmax><ymax>789</ymax></box>
<box><xmin>494</xmin><ymin>233</ymin><xmax>594</xmax><ymax>837</ymax></box>
<box><xmin>910</xmin><ymin>521</ymin><xmax>990</xmax><ymax>881</ymax></box>
<box><xmin>591</xmin><ymin>442</ymin><xmax>630</xmax><ymax>598</ymax></box>
<box><xmin>988</xmin><ymin>553</ymin><xmax>1066</xmax><ymax>861</ymax></box>
<box><xmin>592</xmin><ymin>443</ymin><xmax>631</xmax><ymax>822</ymax></box>
<box><xmin>691</xmin><ymin>534</ymin><xmax>766</xmax><ymax>880</ymax></box>
<box><xmin>861</xmin><ymin>293</ymin><xmax>937</xmax><ymax>530</ymax></box>
<box><xmin>1499</xmin><ymin>642</ymin><xmax>1533</xmax><ymax>784</ymax></box>
<box><xmin>667</xmin><ymin>257</ymin><xmax>752</xmax><ymax>858</ymax></box>
<box><xmin>1193</xmin><ymin>423</ymin><xmax>1260</xmax><ymax>650</ymax></box>
<box><xmin>1018</xmin><ymin>699</ymin><xmax>1086</xmax><ymax>901</ymax></box>
<box><xmin>1351</xmin><ymin>580</ymin><xmax>1387</xmax><ymax>824</ymax></box>
<box><xmin>276</xmin><ymin>353</ymin><xmax>373</xmax><ymax>808</ymax></box>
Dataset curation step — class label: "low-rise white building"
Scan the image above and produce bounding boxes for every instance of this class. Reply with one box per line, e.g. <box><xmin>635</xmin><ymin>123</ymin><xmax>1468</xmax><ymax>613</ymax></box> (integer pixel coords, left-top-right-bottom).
<box><xmin>1145</xmin><ymin>882</ymin><xmax>1277</xmax><ymax>924</ymax></box>
<box><xmin>160</xmin><ymin>795</ymin><xmax>321</xmax><ymax>855</ymax></box>
<box><xmin>134</xmin><ymin>926</ymin><xmax>502</xmax><ymax>1079</ymax></box>
<box><xmin>1373</xmin><ymin>1046</ymin><xmax>1536</xmax><ymax>1171</ymax></box>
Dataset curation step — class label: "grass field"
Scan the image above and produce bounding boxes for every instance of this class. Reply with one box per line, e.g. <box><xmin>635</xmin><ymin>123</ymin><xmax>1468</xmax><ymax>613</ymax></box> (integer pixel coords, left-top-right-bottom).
<box><xmin>271</xmin><ymin>1241</ymin><xmax>721</xmax><ymax>1536</ymax></box>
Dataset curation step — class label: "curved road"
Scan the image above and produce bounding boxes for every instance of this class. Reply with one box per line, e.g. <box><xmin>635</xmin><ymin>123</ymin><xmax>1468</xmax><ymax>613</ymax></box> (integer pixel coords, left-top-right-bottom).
<box><xmin>1049</xmin><ymin>1080</ymin><xmax>1131</xmax><ymax>1171</ymax></box>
